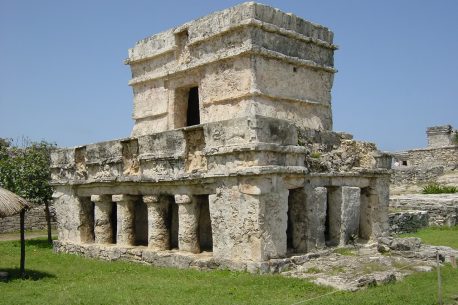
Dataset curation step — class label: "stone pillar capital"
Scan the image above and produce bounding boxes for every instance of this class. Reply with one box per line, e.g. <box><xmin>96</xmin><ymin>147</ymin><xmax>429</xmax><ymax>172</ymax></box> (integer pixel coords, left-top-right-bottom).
<box><xmin>143</xmin><ymin>195</ymin><xmax>160</xmax><ymax>204</ymax></box>
<box><xmin>91</xmin><ymin>194</ymin><xmax>112</xmax><ymax>203</ymax></box>
<box><xmin>112</xmin><ymin>194</ymin><xmax>137</xmax><ymax>203</ymax></box>
<box><xmin>174</xmin><ymin>194</ymin><xmax>192</xmax><ymax>204</ymax></box>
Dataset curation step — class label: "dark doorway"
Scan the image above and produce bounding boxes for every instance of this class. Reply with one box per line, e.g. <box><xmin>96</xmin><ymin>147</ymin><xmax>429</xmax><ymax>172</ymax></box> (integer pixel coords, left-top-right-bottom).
<box><xmin>168</xmin><ymin>202</ymin><xmax>179</xmax><ymax>249</ymax></box>
<box><xmin>111</xmin><ymin>203</ymin><xmax>117</xmax><ymax>244</ymax></box>
<box><xmin>186</xmin><ymin>87</ymin><xmax>200</xmax><ymax>126</ymax></box>
<box><xmin>324</xmin><ymin>195</ymin><xmax>331</xmax><ymax>244</ymax></box>
<box><xmin>197</xmin><ymin>195</ymin><xmax>213</xmax><ymax>251</ymax></box>
<box><xmin>287</xmin><ymin>188</ymin><xmax>306</xmax><ymax>253</ymax></box>
<box><xmin>286</xmin><ymin>204</ymin><xmax>293</xmax><ymax>251</ymax></box>
<box><xmin>135</xmin><ymin>200</ymin><xmax>148</xmax><ymax>246</ymax></box>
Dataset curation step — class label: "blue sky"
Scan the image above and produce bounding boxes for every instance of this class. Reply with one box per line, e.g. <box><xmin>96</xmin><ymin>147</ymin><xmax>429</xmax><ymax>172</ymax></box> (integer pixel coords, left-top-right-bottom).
<box><xmin>1</xmin><ymin>0</ymin><xmax>457</xmax><ymax>151</ymax></box>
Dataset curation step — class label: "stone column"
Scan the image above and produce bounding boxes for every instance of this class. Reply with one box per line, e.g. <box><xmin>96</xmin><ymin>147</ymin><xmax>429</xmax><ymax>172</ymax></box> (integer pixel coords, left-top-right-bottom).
<box><xmin>91</xmin><ymin>195</ymin><xmax>113</xmax><ymax>244</ymax></box>
<box><xmin>144</xmin><ymin>195</ymin><xmax>170</xmax><ymax>250</ymax></box>
<box><xmin>339</xmin><ymin>186</ymin><xmax>361</xmax><ymax>245</ymax></box>
<box><xmin>210</xmin><ymin>177</ymin><xmax>289</xmax><ymax>262</ymax></box>
<box><xmin>327</xmin><ymin>186</ymin><xmax>361</xmax><ymax>246</ymax></box>
<box><xmin>112</xmin><ymin>194</ymin><xmax>136</xmax><ymax>246</ymax></box>
<box><xmin>362</xmin><ymin>177</ymin><xmax>390</xmax><ymax>240</ymax></box>
<box><xmin>175</xmin><ymin>194</ymin><xmax>200</xmax><ymax>254</ymax></box>
<box><xmin>79</xmin><ymin>197</ymin><xmax>95</xmax><ymax>243</ymax></box>
<box><xmin>305</xmin><ymin>186</ymin><xmax>327</xmax><ymax>251</ymax></box>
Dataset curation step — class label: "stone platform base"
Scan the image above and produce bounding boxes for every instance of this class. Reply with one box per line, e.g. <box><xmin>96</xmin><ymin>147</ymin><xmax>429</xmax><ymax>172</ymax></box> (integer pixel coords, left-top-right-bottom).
<box><xmin>53</xmin><ymin>240</ymin><xmax>306</xmax><ymax>274</ymax></box>
<box><xmin>390</xmin><ymin>194</ymin><xmax>458</xmax><ymax>227</ymax></box>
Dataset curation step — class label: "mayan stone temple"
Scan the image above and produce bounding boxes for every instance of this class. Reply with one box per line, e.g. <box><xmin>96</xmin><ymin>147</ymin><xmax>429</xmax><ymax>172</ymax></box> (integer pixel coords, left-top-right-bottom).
<box><xmin>51</xmin><ymin>2</ymin><xmax>392</xmax><ymax>272</ymax></box>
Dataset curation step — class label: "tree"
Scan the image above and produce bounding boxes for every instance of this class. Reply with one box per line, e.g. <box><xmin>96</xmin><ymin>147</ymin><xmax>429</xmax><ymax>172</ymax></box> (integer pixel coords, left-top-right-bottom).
<box><xmin>0</xmin><ymin>138</ymin><xmax>56</xmax><ymax>244</ymax></box>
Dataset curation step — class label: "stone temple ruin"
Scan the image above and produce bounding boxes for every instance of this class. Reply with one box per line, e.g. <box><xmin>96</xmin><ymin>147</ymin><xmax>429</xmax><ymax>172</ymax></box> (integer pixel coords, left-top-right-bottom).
<box><xmin>51</xmin><ymin>2</ymin><xmax>392</xmax><ymax>272</ymax></box>
<box><xmin>391</xmin><ymin>125</ymin><xmax>458</xmax><ymax>195</ymax></box>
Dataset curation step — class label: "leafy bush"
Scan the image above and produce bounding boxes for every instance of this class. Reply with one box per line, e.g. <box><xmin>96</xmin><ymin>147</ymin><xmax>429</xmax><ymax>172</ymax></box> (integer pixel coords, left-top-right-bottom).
<box><xmin>310</xmin><ymin>151</ymin><xmax>321</xmax><ymax>159</ymax></box>
<box><xmin>0</xmin><ymin>138</ymin><xmax>56</xmax><ymax>204</ymax></box>
<box><xmin>422</xmin><ymin>183</ymin><xmax>457</xmax><ymax>194</ymax></box>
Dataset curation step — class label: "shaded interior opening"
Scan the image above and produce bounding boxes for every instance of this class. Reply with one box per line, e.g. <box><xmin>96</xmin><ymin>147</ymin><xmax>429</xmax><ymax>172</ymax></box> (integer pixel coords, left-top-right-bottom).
<box><xmin>197</xmin><ymin>195</ymin><xmax>213</xmax><ymax>252</ymax></box>
<box><xmin>402</xmin><ymin>160</ymin><xmax>408</xmax><ymax>166</ymax></box>
<box><xmin>135</xmin><ymin>199</ymin><xmax>148</xmax><ymax>246</ymax></box>
<box><xmin>286</xmin><ymin>188</ymin><xmax>306</xmax><ymax>253</ymax></box>
<box><xmin>286</xmin><ymin>198</ymin><xmax>293</xmax><ymax>251</ymax></box>
<box><xmin>359</xmin><ymin>187</ymin><xmax>372</xmax><ymax>241</ymax></box>
<box><xmin>324</xmin><ymin>194</ymin><xmax>331</xmax><ymax>244</ymax></box>
<box><xmin>186</xmin><ymin>86</ymin><xmax>200</xmax><ymax>126</ymax></box>
<box><xmin>111</xmin><ymin>203</ymin><xmax>117</xmax><ymax>244</ymax></box>
<box><xmin>168</xmin><ymin>199</ymin><xmax>179</xmax><ymax>250</ymax></box>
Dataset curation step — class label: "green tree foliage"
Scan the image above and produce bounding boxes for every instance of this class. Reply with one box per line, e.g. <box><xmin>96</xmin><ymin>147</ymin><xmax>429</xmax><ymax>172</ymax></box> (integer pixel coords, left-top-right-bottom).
<box><xmin>0</xmin><ymin>138</ymin><xmax>56</xmax><ymax>205</ymax></box>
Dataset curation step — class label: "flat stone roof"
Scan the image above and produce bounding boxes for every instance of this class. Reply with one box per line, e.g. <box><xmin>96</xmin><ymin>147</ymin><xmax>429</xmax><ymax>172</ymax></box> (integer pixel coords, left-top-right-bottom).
<box><xmin>126</xmin><ymin>2</ymin><xmax>336</xmax><ymax>64</ymax></box>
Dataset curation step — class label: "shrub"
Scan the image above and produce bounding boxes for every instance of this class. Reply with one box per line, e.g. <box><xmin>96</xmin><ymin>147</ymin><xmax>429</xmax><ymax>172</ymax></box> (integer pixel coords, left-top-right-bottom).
<box><xmin>310</xmin><ymin>151</ymin><xmax>321</xmax><ymax>159</ymax></box>
<box><xmin>422</xmin><ymin>183</ymin><xmax>457</xmax><ymax>194</ymax></box>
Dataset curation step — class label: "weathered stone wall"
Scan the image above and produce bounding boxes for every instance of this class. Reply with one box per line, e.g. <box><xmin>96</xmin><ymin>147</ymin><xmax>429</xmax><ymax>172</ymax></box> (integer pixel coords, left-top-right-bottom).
<box><xmin>0</xmin><ymin>205</ymin><xmax>56</xmax><ymax>233</ymax></box>
<box><xmin>426</xmin><ymin>125</ymin><xmax>457</xmax><ymax>148</ymax></box>
<box><xmin>388</xmin><ymin>210</ymin><xmax>429</xmax><ymax>234</ymax></box>
<box><xmin>390</xmin><ymin>194</ymin><xmax>458</xmax><ymax>227</ymax></box>
<box><xmin>395</xmin><ymin>146</ymin><xmax>458</xmax><ymax>170</ymax></box>
<box><xmin>391</xmin><ymin>145</ymin><xmax>457</xmax><ymax>194</ymax></box>
<box><xmin>127</xmin><ymin>2</ymin><xmax>337</xmax><ymax>137</ymax></box>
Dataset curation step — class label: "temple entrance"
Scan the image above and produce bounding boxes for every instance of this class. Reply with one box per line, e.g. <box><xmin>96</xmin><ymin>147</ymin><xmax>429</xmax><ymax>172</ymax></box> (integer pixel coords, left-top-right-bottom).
<box><xmin>135</xmin><ymin>199</ymin><xmax>148</xmax><ymax>246</ymax></box>
<box><xmin>286</xmin><ymin>188</ymin><xmax>307</xmax><ymax>253</ymax></box>
<box><xmin>197</xmin><ymin>195</ymin><xmax>212</xmax><ymax>251</ymax></box>
<box><xmin>111</xmin><ymin>203</ymin><xmax>117</xmax><ymax>244</ymax></box>
<box><xmin>168</xmin><ymin>200</ymin><xmax>179</xmax><ymax>249</ymax></box>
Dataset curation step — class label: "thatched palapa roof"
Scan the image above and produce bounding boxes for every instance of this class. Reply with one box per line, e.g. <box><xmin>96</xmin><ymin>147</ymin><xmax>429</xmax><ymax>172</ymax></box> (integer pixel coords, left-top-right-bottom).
<box><xmin>0</xmin><ymin>187</ymin><xmax>31</xmax><ymax>218</ymax></box>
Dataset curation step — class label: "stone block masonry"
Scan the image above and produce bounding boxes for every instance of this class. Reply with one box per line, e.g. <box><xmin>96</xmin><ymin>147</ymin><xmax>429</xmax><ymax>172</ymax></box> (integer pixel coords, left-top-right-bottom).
<box><xmin>391</xmin><ymin>125</ymin><xmax>457</xmax><ymax>194</ymax></box>
<box><xmin>390</xmin><ymin>194</ymin><xmax>458</xmax><ymax>227</ymax></box>
<box><xmin>51</xmin><ymin>2</ymin><xmax>391</xmax><ymax>273</ymax></box>
<box><xmin>0</xmin><ymin>205</ymin><xmax>56</xmax><ymax>233</ymax></box>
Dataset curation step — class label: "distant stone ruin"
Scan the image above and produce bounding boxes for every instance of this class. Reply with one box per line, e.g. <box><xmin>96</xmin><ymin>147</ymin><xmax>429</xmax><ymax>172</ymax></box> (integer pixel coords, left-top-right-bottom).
<box><xmin>391</xmin><ymin>125</ymin><xmax>458</xmax><ymax>194</ymax></box>
<box><xmin>390</xmin><ymin>125</ymin><xmax>458</xmax><ymax>232</ymax></box>
<box><xmin>51</xmin><ymin>2</ymin><xmax>391</xmax><ymax>272</ymax></box>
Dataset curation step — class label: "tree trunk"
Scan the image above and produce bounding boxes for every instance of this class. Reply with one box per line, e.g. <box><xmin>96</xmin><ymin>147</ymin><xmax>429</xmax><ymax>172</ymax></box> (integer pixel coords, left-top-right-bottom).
<box><xmin>20</xmin><ymin>209</ymin><xmax>26</xmax><ymax>279</ymax></box>
<box><xmin>44</xmin><ymin>201</ymin><xmax>52</xmax><ymax>244</ymax></box>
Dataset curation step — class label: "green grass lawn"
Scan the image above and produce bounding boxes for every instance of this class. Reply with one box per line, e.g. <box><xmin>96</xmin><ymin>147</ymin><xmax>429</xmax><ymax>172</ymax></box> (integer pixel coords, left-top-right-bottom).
<box><xmin>0</xmin><ymin>238</ymin><xmax>457</xmax><ymax>305</ymax></box>
<box><xmin>400</xmin><ymin>226</ymin><xmax>458</xmax><ymax>249</ymax></box>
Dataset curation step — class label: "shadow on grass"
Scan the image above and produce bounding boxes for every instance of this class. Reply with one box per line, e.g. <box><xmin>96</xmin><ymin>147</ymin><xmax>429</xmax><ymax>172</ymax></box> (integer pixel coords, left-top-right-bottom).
<box><xmin>7</xmin><ymin>238</ymin><xmax>53</xmax><ymax>249</ymax></box>
<box><xmin>25</xmin><ymin>238</ymin><xmax>53</xmax><ymax>249</ymax></box>
<box><xmin>0</xmin><ymin>268</ymin><xmax>56</xmax><ymax>281</ymax></box>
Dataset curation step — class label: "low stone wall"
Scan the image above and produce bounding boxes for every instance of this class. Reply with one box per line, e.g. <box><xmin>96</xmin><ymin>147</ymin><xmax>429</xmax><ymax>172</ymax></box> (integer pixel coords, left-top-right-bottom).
<box><xmin>389</xmin><ymin>194</ymin><xmax>458</xmax><ymax>227</ymax></box>
<box><xmin>401</xmin><ymin>146</ymin><xmax>458</xmax><ymax>170</ymax></box>
<box><xmin>391</xmin><ymin>145</ymin><xmax>457</xmax><ymax>194</ymax></box>
<box><xmin>0</xmin><ymin>205</ymin><xmax>56</xmax><ymax>233</ymax></box>
<box><xmin>53</xmin><ymin>240</ymin><xmax>302</xmax><ymax>274</ymax></box>
<box><xmin>388</xmin><ymin>210</ymin><xmax>429</xmax><ymax>234</ymax></box>
<box><xmin>391</xmin><ymin>166</ymin><xmax>444</xmax><ymax>187</ymax></box>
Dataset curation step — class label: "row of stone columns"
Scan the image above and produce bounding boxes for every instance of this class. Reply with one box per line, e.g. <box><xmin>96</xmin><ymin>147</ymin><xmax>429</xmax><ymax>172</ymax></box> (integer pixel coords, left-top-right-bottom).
<box><xmin>87</xmin><ymin>194</ymin><xmax>204</xmax><ymax>254</ymax></box>
<box><xmin>300</xmin><ymin>184</ymin><xmax>382</xmax><ymax>251</ymax></box>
